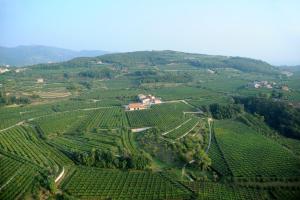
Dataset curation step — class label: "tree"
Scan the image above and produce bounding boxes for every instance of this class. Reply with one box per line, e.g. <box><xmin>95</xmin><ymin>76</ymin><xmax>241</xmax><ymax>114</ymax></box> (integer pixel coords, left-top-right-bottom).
<box><xmin>193</xmin><ymin>150</ymin><xmax>211</xmax><ymax>171</ymax></box>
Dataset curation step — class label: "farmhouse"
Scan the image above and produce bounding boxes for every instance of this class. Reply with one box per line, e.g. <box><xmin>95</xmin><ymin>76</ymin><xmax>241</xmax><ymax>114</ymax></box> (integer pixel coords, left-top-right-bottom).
<box><xmin>127</xmin><ymin>103</ymin><xmax>146</xmax><ymax>111</ymax></box>
<box><xmin>281</xmin><ymin>85</ymin><xmax>289</xmax><ymax>91</ymax></box>
<box><xmin>37</xmin><ymin>78</ymin><xmax>44</xmax><ymax>83</ymax></box>
<box><xmin>0</xmin><ymin>68</ymin><xmax>10</xmax><ymax>74</ymax></box>
<box><xmin>138</xmin><ymin>94</ymin><xmax>162</xmax><ymax>105</ymax></box>
<box><xmin>126</xmin><ymin>94</ymin><xmax>162</xmax><ymax>111</ymax></box>
<box><xmin>248</xmin><ymin>80</ymin><xmax>274</xmax><ymax>89</ymax></box>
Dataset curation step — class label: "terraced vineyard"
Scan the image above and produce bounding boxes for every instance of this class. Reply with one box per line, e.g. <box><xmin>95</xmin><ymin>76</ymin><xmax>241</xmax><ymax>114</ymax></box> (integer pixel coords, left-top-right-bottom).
<box><xmin>33</xmin><ymin>110</ymin><xmax>88</xmax><ymax>135</ymax></box>
<box><xmin>78</xmin><ymin>107</ymin><xmax>128</xmax><ymax>130</ymax></box>
<box><xmin>49</xmin><ymin>131</ymin><xmax>122</xmax><ymax>154</ymax></box>
<box><xmin>163</xmin><ymin>117</ymin><xmax>199</xmax><ymax>139</ymax></box>
<box><xmin>126</xmin><ymin>102</ymin><xmax>194</xmax><ymax>131</ymax></box>
<box><xmin>61</xmin><ymin>167</ymin><xmax>192</xmax><ymax>200</ymax></box>
<box><xmin>214</xmin><ymin>120</ymin><xmax>300</xmax><ymax>177</ymax></box>
<box><xmin>0</xmin><ymin>126</ymin><xmax>73</xmax><ymax>172</ymax></box>
<box><xmin>0</xmin><ymin>156</ymin><xmax>38</xmax><ymax>200</ymax></box>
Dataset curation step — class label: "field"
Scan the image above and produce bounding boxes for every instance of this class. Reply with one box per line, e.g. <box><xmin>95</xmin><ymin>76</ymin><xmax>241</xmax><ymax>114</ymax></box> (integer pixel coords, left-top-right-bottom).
<box><xmin>61</xmin><ymin>167</ymin><xmax>193</xmax><ymax>200</ymax></box>
<box><xmin>184</xmin><ymin>181</ymin><xmax>269</xmax><ymax>200</ymax></box>
<box><xmin>126</xmin><ymin>102</ymin><xmax>194</xmax><ymax>131</ymax></box>
<box><xmin>0</xmin><ymin>126</ymin><xmax>72</xmax><ymax>172</ymax></box>
<box><xmin>214</xmin><ymin>120</ymin><xmax>300</xmax><ymax>178</ymax></box>
<box><xmin>0</xmin><ymin>156</ymin><xmax>38</xmax><ymax>200</ymax></box>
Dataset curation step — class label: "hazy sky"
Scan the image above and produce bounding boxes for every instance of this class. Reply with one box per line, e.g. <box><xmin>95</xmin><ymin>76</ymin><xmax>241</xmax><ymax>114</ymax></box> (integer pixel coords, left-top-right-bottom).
<box><xmin>0</xmin><ymin>0</ymin><xmax>299</xmax><ymax>65</ymax></box>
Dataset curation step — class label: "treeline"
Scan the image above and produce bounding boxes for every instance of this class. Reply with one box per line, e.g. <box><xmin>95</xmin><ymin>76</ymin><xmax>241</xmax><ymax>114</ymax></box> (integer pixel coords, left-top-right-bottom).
<box><xmin>234</xmin><ymin>96</ymin><xmax>300</xmax><ymax>139</ymax></box>
<box><xmin>129</xmin><ymin>70</ymin><xmax>193</xmax><ymax>84</ymax></box>
<box><xmin>189</xmin><ymin>56</ymin><xmax>275</xmax><ymax>73</ymax></box>
<box><xmin>204</xmin><ymin>103</ymin><xmax>244</xmax><ymax>119</ymax></box>
<box><xmin>78</xmin><ymin>68</ymin><xmax>115</xmax><ymax>79</ymax></box>
<box><xmin>0</xmin><ymin>90</ymin><xmax>31</xmax><ymax>106</ymax></box>
<box><xmin>70</xmin><ymin>149</ymin><xmax>150</xmax><ymax>170</ymax></box>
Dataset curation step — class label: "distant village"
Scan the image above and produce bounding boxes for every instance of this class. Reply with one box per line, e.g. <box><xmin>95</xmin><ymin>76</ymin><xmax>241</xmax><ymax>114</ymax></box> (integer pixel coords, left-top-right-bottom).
<box><xmin>126</xmin><ymin>94</ymin><xmax>162</xmax><ymax>111</ymax></box>
<box><xmin>247</xmin><ymin>80</ymin><xmax>289</xmax><ymax>91</ymax></box>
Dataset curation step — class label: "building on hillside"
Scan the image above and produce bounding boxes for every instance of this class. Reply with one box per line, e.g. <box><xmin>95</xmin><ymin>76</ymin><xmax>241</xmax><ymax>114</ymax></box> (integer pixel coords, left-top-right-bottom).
<box><xmin>127</xmin><ymin>103</ymin><xmax>146</xmax><ymax>111</ymax></box>
<box><xmin>37</xmin><ymin>78</ymin><xmax>44</xmax><ymax>83</ymax></box>
<box><xmin>126</xmin><ymin>94</ymin><xmax>162</xmax><ymax>111</ymax></box>
<box><xmin>138</xmin><ymin>94</ymin><xmax>162</xmax><ymax>105</ymax></box>
<box><xmin>248</xmin><ymin>80</ymin><xmax>274</xmax><ymax>89</ymax></box>
<box><xmin>281</xmin><ymin>85</ymin><xmax>289</xmax><ymax>91</ymax></box>
<box><xmin>0</xmin><ymin>68</ymin><xmax>10</xmax><ymax>74</ymax></box>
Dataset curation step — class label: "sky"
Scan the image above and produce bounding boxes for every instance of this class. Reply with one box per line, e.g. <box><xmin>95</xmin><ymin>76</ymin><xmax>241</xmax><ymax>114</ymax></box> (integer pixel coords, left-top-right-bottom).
<box><xmin>0</xmin><ymin>0</ymin><xmax>299</xmax><ymax>65</ymax></box>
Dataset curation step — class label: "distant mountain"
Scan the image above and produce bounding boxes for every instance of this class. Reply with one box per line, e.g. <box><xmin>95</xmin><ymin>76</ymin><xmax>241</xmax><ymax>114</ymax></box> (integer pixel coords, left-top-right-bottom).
<box><xmin>0</xmin><ymin>45</ymin><xmax>108</xmax><ymax>66</ymax></box>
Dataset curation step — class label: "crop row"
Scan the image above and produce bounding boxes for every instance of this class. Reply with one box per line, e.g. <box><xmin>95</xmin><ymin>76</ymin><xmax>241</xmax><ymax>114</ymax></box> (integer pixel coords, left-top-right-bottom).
<box><xmin>214</xmin><ymin>120</ymin><xmax>300</xmax><ymax>177</ymax></box>
<box><xmin>49</xmin><ymin>132</ymin><xmax>121</xmax><ymax>154</ymax></box>
<box><xmin>61</xmin><ymin>167</ymin><xmax>192</xmax><ymax>199</ymax></box>
<box><xmin>0</xmin><ymin>156</ymin><xmax>37</xmax><ymax>200</ymax></box>
<box><xmin>79</xmin><ymin>107</ymin><xmax>128</xmax><ymax>130</ymax></box>
<box><xmin>164</xmin><ymin>117</ymin><xmax>199</xmax><ymax>139</ymax></box>
<box><xmin>126</xmin><ymin>102</ymin><xmax>193</xmax><ymax>132</ymax></box>
<box><xmin>0</xmin><ymin>126</ymin><xmax>72</xmax><ymax>171</ymax></box>
<box><xmin>184</xmin><ymin>181</ymin><xmax>268</xmax><ymax>200</ymax></box>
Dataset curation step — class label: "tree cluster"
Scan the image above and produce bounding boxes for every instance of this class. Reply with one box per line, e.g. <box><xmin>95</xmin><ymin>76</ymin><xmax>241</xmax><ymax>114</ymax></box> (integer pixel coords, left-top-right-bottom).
<box><xmin>78</xmin><ymin>68</ymin><xmax>115</xmax><ymax>79</ymax></box>
<box><xmin>0</xmin><ymin>90</ymin><xmax>31</xmax><ymax>106</ymax></box>
<box><xmin>234</xmin><ymin>96</ymin><xmax>300</xmax><ymax>139</ymax></box>
<box><xmin>71</xmin><ymin>149</ymin><xmax>150</xmax><ymax>170</ymax></box>
<box><xmin>209</xmin><ymin>103</ymin><xmax>244</xmax><ymax>119</ymax></box>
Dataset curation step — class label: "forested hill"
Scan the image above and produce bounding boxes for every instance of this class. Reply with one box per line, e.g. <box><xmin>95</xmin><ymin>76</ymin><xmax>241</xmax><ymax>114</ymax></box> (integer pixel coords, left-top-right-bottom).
<box><xmin>0</xmin><ymin>45</ymin><xmax>108</xmax><ymax>66</ymax></box>
<box><xmin>98</xmin><ymin>51</ymin><xmax>276</xmax><ymax>73</ymax></box>
<box><xmin>28</xmin><ymin>50</ymin><xmax>277</xmax><ymax>74</ymax></box>
<box><xmin>71</xmin><ymin>50</ymin><xmax>276</xmax><ymax>73</ymax></box>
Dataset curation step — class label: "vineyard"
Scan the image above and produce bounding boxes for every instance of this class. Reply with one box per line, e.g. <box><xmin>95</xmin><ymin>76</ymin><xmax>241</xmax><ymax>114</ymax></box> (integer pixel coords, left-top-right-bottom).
<box><xmin>122</xmin><ymin>130</ymin><xmax>139</xmax><ymax>154</ymax></box>
<box><xmin>214</xmin><ymin>120</ymin><xmax>300</xmax><ymax>177</ymax></box>
<box><xmin>163</xmin><ymin>117</ymin><xmax>199</xmax><ymax>139</ymax></box>
<box><xmin>1</xmin><ymin>49</ymin><xmax>300</xmax><ymax>200</ymax></box>
<box><xmin>126</xmin><ymin>102</ymin><xmax>194</xmax><ymax>131</ymax></box>
<box><xmin>33</xmin><ymin>110</ymin><xmax>88</xmax><ymax>136</ymax></box>
<box><xmin>184</xmin><ymin>181</ymin><xmax>269</xmax><ymax>200</ymax></box>
<box><xmin>0</xmin><ymin>156</ymin><xmax>38</xmax><ymax>200</ymax></box>
<box><xmin>48</xmin><ymin>131</ymin><xmax>122</xmax><ymax>154</ymax></box>
<box><xmin>61</xmin><ymin>167</ymin><xmax>192</xmax><ymax>200</ymax></box>
<box><xmin>77</xmin><ymin>107</ymin><xmax>128</xmax><ymax>131</ymax></box>
<box><xmin>207</xmin><ymin>131</ymin><xmax>232</xmax><ymax>176</ymax></box>
<box><xmin>0</xmin><ymin>126</ymin><xmax>73</xmax><ymax>172</ymax></box>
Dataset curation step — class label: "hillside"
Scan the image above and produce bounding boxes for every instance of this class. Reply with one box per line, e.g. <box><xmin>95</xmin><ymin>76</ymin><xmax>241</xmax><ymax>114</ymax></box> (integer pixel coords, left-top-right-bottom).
<box><xmin>1</xmin><ymin>49</ymin><xmax>299</xmax><ymax>200</ymax></box>
<box><xmin>97</xmin><ymin>51</ymin><xmax>277</xmax><ymax>73</ymax></box>
<box><xmin>0</xmin><ymin>45</ymin><xmax>108</xmax><ymax>66</ymax></box>
<box><xmin>28</xmin><ymin>50</ymin><xmax>278</xmax><ymax>74</ymax></box>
